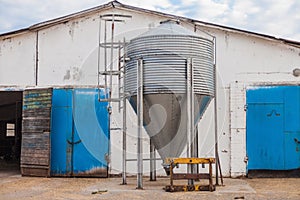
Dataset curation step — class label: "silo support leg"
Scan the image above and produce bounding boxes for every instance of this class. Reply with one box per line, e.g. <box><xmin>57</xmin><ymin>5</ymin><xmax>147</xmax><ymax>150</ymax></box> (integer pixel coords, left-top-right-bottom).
<box><xmin>136</xmin><ymin>59</ymin><xmax>143</xmax><ymax>189</ymax></box>
<box><xmin>150</xmin><ymin>139</ymin><xmax>156</xmax><ymax>181</ymax></box>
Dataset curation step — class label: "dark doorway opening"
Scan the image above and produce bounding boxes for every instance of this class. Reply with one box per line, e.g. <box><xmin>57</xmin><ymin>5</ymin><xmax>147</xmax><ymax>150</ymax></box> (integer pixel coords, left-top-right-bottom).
<box><xmin>0</xmin><ymin>91</ymin><xmax>22</xmax><ymax>174</ymax></box>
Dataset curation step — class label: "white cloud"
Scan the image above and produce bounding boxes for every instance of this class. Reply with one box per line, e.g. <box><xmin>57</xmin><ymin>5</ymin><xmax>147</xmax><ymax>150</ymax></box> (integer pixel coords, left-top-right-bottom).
<box><xmin>225</xmin><ymin>0</ymin><xmax>261</xmax><ymax>26</ymax></box>
<box><xmin>257</xmin><ymin>0</ymin><xmax>299</xmax><ymax>39</ymax></box>
<box><xmin>123</xmin><ymin>0</ymin><xmax>172</xmax><ymax>10</ymax></box>
<box><xmin>0</xmin><ymin>0</ymin><xmax>110</xmax><ymax>32</ymax></box>
<box><xmin>171</xmin><ymin>0</ymin><xmax>300</xmax><ymax>41</ymax></box>
<box><xmin>0</xmin><ymin>0</ymin><xmax>299</xmax><ymax>41</ymax></box>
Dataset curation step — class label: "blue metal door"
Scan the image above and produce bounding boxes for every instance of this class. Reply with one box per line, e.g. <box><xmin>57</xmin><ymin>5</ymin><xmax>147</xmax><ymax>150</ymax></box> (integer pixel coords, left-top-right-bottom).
<box><xmin>246</xmin><ymin>86</ymin><xmax>300</xmax><ymax>171</ymax></box>
<box><xmin>283</xmin><ymin>86</ymin><xmax>300</xmax><ymax>170</ymax></box>
<box><xmin>51</xmin><ymin>88</ymin><xmax>109</xmax><ymax>177</ymax></box>
<box><xmin>51</xmin><ymin>89</ymin><xmax>73</xmax><ymax>175</ymax></box>
<box><xmin>72</xmin><ymin>88</ymin><xmax>109</xmax><ymax>177</ymax></box>
<box><xmin>246</xmin><ymin>102</ymin><xmax>285</xmax><ymax>170</ymax></box>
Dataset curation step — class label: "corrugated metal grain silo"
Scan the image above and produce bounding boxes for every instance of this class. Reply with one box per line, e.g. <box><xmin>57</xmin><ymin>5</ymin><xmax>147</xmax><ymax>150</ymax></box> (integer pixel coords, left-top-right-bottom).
<box><xmin>125</xmin><ymin>20</ymin><xmax>215</xmax><ymax>162</ymax></box>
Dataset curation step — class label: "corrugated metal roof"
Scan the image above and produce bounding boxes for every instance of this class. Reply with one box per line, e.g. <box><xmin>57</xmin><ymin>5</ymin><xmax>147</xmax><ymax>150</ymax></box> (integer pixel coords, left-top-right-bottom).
<box><xmin>1</xmin><ymin>0</ymin><xmax>299</xmax><ymax>48</ymax></box>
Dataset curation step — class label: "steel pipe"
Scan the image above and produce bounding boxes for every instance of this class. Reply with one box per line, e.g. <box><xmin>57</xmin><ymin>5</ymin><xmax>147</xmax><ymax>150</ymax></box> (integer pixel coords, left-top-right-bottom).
<box><xmin>187</xmin><ymin>58</ymin><xmax>195</xmax><ymax>186</ymax></box>
<box><xmin>137</xmin><ymin>59</ymin><xmax>143</xmax><ymax>189</ymax></box>
<box><xmin>122</xmin><ymin>96</ymin><xmax>127</xmax><ymax>185</ymax></box>
<box><xmin>150</xmin><ymin>138</ymin><xmax>156</xmax><ymax>181</ymax></box>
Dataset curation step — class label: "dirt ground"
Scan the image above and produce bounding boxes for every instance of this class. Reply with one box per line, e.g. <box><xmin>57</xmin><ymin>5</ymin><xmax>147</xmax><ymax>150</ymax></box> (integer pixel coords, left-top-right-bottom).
<box><xmin>0</xmin><ymin>170</ymin><xmax>300</xmax><ymax>200</ymax></box>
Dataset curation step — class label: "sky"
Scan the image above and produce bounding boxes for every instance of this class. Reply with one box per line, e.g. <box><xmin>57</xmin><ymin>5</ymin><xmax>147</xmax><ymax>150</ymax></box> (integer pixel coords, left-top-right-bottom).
<box><xmin>0</xmin><ymin>0</ymin><xmax>299</xmax><ymax>41</ymax></box>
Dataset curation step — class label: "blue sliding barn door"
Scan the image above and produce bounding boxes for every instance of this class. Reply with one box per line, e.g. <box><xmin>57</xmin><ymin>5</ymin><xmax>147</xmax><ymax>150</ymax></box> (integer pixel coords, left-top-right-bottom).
<box><xmin>51</xmin><ymin>88</ymin><xmax>109</xmax><ymax>177</ymax></box>
<box><xmin>51</xmin><ymin>89</ymin><xmax>73</xmax><ymax>176</ymax></box>
<box><xmin>246</xmin><ymin>86</ymin><xmax>300</xmax><ymax>172</ymax></box>
<box><xmin>72</xmin><ymin>89</ymin><xmax>109</xmax><ymax>177</ymax></box>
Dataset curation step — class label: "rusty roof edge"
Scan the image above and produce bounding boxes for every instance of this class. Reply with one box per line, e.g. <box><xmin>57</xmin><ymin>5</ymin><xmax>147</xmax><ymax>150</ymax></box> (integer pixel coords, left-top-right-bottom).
<box><xmin>28</xmin><ymin>2</ymin><xmax>113</xmax><ymax>30</ymax></box>
<box><xmin>1</xmin><ymin>0</ymin><xmax>300</xmax><ymax>48</ymax></box>
<box><xmin>281</xmin><ymin>39</ymin><xmax>300</xmax><ymax>48</ymax></box>
<box><xmin>0</xmin><ymin>1</ymin><xmax>114</xmax><ymax>38</ymax></box>
<box><xmin>0</xmin><ymin>28</ymin><xmax>30</xmax><ymax>38</ymax></box>
<box><xmin>103</xmin><ymin>1</ymin><xmax>300</xmax><ymax>48</ymax></box>
<box><xmin>191</xmin><ymin>20</ymin><xmax>300</xmax><ymax>47</ymax></box>
<box><xmin>117</xmin><ymin>3</ymin><xmax>300</xmax><ymax>48</ymax></box>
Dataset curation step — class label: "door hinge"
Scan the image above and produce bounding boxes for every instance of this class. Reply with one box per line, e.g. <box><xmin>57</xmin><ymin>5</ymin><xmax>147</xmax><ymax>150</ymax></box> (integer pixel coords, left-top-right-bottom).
<box><xmin>244</xmin><ymin>156</ymin><xmax>248</xmax><ymax>163</ymax></box>
<box><xmin>105</xmin><ymin>153</ymin><xmax>110</xmax><ymax>164</ymax></box>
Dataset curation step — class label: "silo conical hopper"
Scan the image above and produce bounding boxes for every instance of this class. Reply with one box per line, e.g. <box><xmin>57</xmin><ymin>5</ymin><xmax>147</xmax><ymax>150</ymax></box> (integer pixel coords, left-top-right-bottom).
<box><xmin>125</xmin><ymin>21</ymin><xmax>215</xmax><ymax>172</ymax></box>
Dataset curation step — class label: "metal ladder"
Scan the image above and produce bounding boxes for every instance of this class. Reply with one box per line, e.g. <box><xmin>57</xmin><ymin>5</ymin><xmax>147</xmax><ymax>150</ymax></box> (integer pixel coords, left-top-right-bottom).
<box><xmin>97</xmin><ymin>14</ymin><xmax>131</xmax><ymax>102</ymax></box>
<box><xmin>97</xmin><ymin>13</ymin><xmax>131</xmax><ymax>184</ymax></box>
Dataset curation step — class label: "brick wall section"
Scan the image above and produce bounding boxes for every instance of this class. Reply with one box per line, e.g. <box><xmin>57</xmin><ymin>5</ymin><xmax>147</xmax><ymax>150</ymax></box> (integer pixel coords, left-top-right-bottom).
<box><xmin>229</xmin><ymin>82</ymin><xmax>247</xmax><ymax>177</ymax></box>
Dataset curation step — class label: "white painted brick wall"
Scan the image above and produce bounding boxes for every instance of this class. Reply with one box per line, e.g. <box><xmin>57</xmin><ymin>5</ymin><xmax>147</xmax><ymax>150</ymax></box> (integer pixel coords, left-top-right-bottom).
<box><xmin>229</xmin><ymin>82</ymin><xmax>247</xmax><ymax>177</ymax></box>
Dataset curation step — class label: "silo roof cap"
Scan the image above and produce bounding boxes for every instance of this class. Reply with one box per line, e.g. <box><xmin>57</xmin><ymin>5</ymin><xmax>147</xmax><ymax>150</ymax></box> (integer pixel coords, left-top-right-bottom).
<box><xmin>137</xmin><ymin>20</ymin><xmax>198</xmax><ymax>38</ymax></box>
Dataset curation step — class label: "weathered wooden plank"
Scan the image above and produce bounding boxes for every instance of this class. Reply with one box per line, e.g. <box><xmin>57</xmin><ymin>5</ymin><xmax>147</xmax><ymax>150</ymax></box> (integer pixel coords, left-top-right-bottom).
<box><xmin>21</xmin><ymin>158</ymin><xmax>49</xmax><ymax>164</ymax></box>
<box><xmin>21</xmin><ymin>143</ymin><xmax>50</xmax><ymax>148</ymax></box>
<box><xmin>23</xmin><ymin>99</ymin><xmax>52</xmax><ymax>105</ymax></box>
<box><xmin>23</xmin><ymin>104</ymin><xmax>51</xmax><ymax>111</ymax></box>
<box><xmin>20</xmin><ymin>149</ymin><xmax>49</xmax><ymax>154</ymax></box>
<box><xmin>21</xmin><ymin>134</ymin><xmax>50</xmax><ymax>139</ymax></box>
<box><xmin>22</xmin><ymin>159</ymin><xmax>50</xmax><ymax>168</ymax></box>
<box><xmin>22</xmin><ymin>108</ymin><xmax>51</xmax><ymax>115</ymax></box>
<box><xmin>21</xmin><ymin>167</ymin><xmax>49</xmax><ymax>177</ymax></box>
<box><xmin>21</xmin><ymin>144</ymin><xmax>50</xmax><ymax>150</ymax></box>
<box><xmin>21</xmin><ymin>142</ymin><xmax>50</xmax><ymax>148</ymax></box>
<box><xmin>21</xmin><ymin>154</ymin><xmax>50</xmax><ymax>160</ymax></box>
<box><xmin>22</xmin><ymin>125</ymin><xmax>50</xmax><ymax>134</ymax></box>
<box><xmin>22</xmin><ymin>136</ymin><xmax>50</xmax><ymax>141</ymax></box>
<box><xmin>21</xmin><ymin>164</ymin><xmax>49</xmax><ymax>169</ymax></box>
<box><xmin>23</xmin><ymin>110</ymin><xmax>52</xmax><ymax>116</ymax></box>
<box><xmin>21</xmin><ymin>133</ymin><xmax>50</xmax><ymax>139</ymax></box>
<box><xmin>22</xmin><ymin>125</ymin><xmax>51</xmax><ymax>129</ymax></box>
<box><xmin>22</xmin><ymin>130</ymin><xmax>51</xmax><ymax>134</ymax></box>
<box><xmin>21</xmin><ymin>155</ymin><xmax>50</xmax><ymax>161</ymax></box>
<box><xmin>21</xmin><ymin>154</ymin><xmax>49</xmax><ymax>159</ymax></box>
<box><xmin>22</xmin><ymin>122</ymin><xmax>50</xmax><ymax>129</ymax></box>
<box><xmin>21</xmin><ymin>156</ymin><xmax>49</xmax><ymax>166</ymax></box>
<box><xmin>21</xmin><ymin>143</ymin><xmax>50</xmax><ymax>150</ymax></box>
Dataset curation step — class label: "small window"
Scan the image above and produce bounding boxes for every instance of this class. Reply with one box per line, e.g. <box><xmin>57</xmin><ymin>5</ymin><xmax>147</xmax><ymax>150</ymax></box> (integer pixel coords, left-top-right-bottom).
<box><xmin>6</xmin><ymin>123</ymin><xmax>15</xmax><ymax>137</ymax></box>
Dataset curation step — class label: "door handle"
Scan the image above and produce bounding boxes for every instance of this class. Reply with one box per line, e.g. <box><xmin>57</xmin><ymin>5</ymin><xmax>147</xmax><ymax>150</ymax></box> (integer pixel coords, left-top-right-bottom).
<box><xmin>67</xmin><ymin>139</ymin><xmax>82</xmax><ymax>145</ymax></box>
<box><xmin>267</xmin><ymin>110</ymin><xmax>280</xmax><ymax>117</ymax></box>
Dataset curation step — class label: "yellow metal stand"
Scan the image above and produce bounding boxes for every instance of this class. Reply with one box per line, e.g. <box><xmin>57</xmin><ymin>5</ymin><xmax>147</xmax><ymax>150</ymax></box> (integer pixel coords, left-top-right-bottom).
<box><xmin>164</xmin><ymin>158</ymin><xmax>216</xmax><ymax>192</ymax></box>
